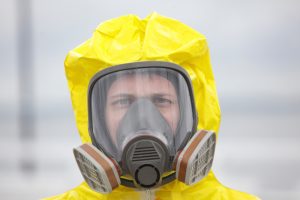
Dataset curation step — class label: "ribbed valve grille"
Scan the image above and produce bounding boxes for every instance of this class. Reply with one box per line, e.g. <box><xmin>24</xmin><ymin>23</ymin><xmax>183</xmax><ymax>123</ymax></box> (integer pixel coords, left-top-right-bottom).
<box><xmin>132</xmin><ymin>145</ymin><xmax>160</xmax><ymax>162</ymax></box>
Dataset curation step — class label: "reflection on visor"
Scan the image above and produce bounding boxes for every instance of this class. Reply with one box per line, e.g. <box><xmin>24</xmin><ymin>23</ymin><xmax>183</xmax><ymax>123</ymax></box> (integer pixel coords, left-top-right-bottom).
<box><xmin>90</xmin><ymin>67</ymin><xmax>194</xmax><ymax>161</ymax></box>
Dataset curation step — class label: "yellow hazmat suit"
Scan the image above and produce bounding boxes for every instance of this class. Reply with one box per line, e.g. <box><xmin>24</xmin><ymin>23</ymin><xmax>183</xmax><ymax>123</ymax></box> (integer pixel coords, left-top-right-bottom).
<box><xmin>44</xmin><ymin>13</ymin><xmax>260</xmax><ymax>200</ymax></box>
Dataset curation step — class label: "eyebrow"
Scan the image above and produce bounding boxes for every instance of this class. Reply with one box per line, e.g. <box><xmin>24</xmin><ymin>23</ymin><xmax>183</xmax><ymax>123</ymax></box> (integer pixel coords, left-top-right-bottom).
<box><xmin>109</xmin><ymin>93</ymin><xmax>136</xmax><ymax>99</ymax></box>
<box><xmin>109</xmin><ymin>93</ymin><xmax>176</xmax><ymax>99</ymax></box>
<box><xmin>150</xmin><ymin>93</ymin><xmax>175</xmax><ymax>98</ymax></box>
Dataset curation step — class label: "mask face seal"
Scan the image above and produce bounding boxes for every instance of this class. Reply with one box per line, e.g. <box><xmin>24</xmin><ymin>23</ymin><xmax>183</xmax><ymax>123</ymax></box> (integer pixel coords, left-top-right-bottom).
<box><xmin>73</xmin><ymin>61</ymin><xmax>216</xmax><ymax>193</ymax></box>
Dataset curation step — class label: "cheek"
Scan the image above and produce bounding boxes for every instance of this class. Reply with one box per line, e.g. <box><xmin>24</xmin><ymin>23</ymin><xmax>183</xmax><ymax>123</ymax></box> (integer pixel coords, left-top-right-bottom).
<box><xmin>160</xmin><ymin>105</ymin><xmax>180</xmax><ymax>134</ymax></box>
<box><xmin>105</xmin><ymin>107</ymin><xmax>127</xmax><ymax>143</ymax></box>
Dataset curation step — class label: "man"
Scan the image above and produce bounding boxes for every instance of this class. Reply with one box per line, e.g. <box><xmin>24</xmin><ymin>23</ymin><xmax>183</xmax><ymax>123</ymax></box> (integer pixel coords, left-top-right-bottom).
<box><xmin>44</xmin><ymin>13</ymin><xmax>259</xmax><ymax>200</ymax></box>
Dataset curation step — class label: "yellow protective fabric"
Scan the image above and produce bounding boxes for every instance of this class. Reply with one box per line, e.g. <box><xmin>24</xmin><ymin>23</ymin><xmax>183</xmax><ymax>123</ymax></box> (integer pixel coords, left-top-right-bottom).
<box><xmin>44</xmin><ymin>13</ymin><xmax>259</xmax><ymax>200</ymax></box>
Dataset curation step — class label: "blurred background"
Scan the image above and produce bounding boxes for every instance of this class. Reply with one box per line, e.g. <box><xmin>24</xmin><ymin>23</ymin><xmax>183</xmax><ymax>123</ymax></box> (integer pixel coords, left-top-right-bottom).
<box><xmin>1</xmin><ymin>0</ymin><xmax>300</xmax><ymax>199</ymax></box>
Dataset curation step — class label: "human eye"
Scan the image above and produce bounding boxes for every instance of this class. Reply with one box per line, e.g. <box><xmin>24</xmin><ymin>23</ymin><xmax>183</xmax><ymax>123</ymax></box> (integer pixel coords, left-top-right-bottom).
<box><xmin>111</xmin><ymin>97</ymin><xmax>134</xmax><ymax>108</ymax></box>
<box><xmin>151</xmin><ymin>95</ymin><xmax>174</xmax><ymax>107</ymax></box>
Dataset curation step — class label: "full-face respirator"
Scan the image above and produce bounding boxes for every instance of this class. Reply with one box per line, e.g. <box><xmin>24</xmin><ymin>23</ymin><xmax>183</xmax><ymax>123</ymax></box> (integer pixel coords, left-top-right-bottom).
<box><xmin>73</xmin><ymin>61</ymin><xmax>216</xmax><ymax>193</ymax></box>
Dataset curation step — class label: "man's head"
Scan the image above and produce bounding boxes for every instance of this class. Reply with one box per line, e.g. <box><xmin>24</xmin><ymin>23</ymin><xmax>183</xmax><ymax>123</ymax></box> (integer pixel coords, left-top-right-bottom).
<box><xmin>88</xmin><ymin>62</ymin><xmax>196</xmax><ymax>161</ymax></box>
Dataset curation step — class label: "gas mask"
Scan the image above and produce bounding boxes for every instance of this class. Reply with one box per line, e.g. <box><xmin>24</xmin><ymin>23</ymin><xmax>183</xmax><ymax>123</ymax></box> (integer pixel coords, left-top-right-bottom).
<box><xmin>73</xmin><ymin>61</ymin><xmax>216</xmax><ymax>193</ymax></box>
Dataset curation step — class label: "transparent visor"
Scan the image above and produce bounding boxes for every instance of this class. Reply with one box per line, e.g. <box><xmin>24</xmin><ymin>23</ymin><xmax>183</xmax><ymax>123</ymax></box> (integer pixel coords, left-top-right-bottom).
<box><xmin>90</xmin><ymin>67</ymin><xmax>194</xmax><ymax>161</ymax></box>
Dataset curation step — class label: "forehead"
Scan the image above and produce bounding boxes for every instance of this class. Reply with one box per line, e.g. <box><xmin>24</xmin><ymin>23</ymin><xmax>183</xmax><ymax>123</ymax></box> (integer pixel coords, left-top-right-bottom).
<box><xmin>108</xmin><ymin>73</ymin><xmax>176</xmax><ymax>95</ymax></box>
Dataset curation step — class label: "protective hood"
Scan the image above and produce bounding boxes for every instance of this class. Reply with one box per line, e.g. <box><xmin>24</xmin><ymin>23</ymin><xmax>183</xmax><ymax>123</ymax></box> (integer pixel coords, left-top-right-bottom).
<box><xmin>45</xmin><ymin>13</ymin><xmax>259</xmax><ymax>200</ymax></box>
<box><xmin>65</xmin><ymin>13</ymin><xmax>220</xmax><ymax>144</ymax></box>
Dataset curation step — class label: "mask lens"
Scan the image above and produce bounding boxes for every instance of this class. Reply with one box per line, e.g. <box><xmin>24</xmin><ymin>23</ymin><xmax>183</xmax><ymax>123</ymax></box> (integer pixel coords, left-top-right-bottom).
<box><xmin>89</xmin><ymin>66</ymin><xmax>195</xmax><ymax>161</ymax></box>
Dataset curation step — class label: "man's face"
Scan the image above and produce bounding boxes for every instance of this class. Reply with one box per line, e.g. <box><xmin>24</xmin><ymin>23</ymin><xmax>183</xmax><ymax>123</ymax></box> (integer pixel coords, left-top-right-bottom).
<box><xmin>105</xmin><ymin>73</ymin><xmax>180</xmax><ymax>144</ymax></box>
